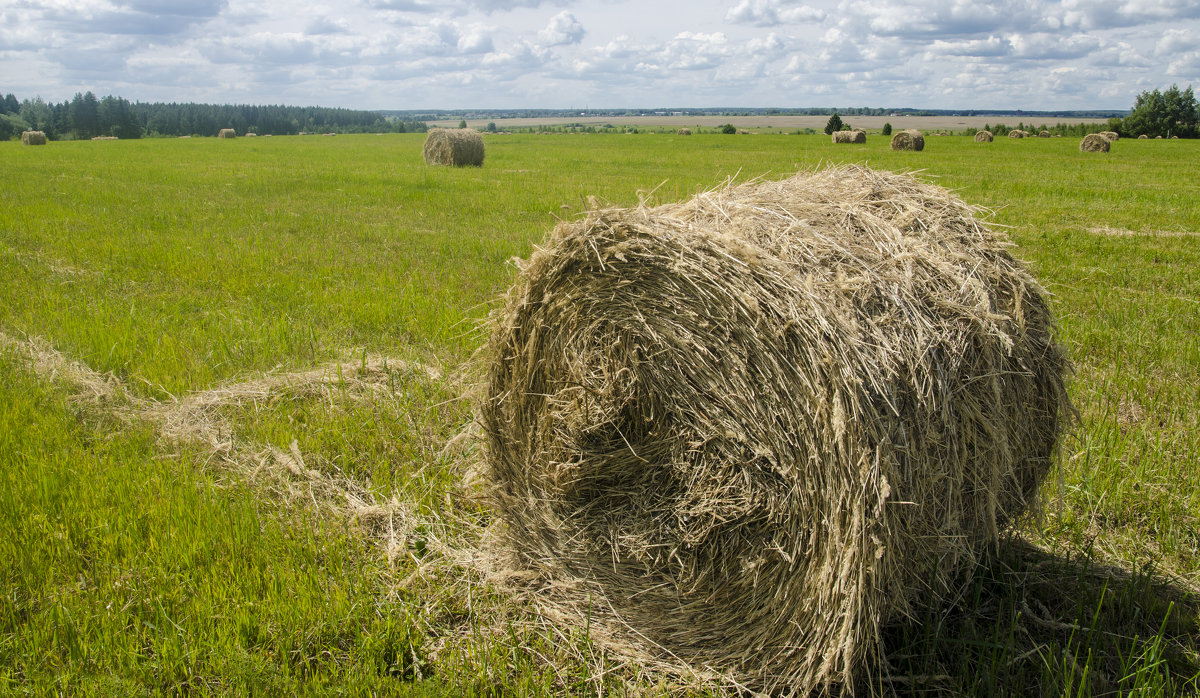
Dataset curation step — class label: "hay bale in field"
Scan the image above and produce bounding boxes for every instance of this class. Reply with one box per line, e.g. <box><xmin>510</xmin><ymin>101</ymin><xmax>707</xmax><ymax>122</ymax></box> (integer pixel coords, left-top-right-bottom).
<box><xmin>423</xmin><ymin>127</ymin><xmax>485</xmax><ymax>167</ymax></box>
<box><xmin>1080</xmin><ymin>133</ymin><xmax>1110</xmax><ymax>152</ymax></box>
<box><xmin>218</xmin><ymin>128</ymin><xmax>236</xmax><ymax>139</ymax></box>
<box><xmin>1100</xmin><ymin>131</ymin><xmax>1119</xmax><ymax>141</ymax></box>
<box><xmin>477</xmin><ymin>164</ymin><xmax>1072</xmax><ymax>695</ymax></box>
<box><xmin>1008</xmin><ymin>130</ymin><xmax>1025</xmax><ymax>138</ymax></box>
<box><xmin>21</xmin><ymin>130</ymin><xmax>47</xmax><ymax>145</ymax></box>
<box><xmin>1038</xmin><ymin>131</ymin><xmax>1051</xmax><ymax>138</ymax></box>
<box><xmin>677</xmin><ymin>128</ymin><xmax>692</xmax><ymax>136</ymax></box>
<box><xmin>1138</xmin><ymin>134</ymin><xmax>1148</xmax><ymax>139</ymax></box>
<box><xmin>890</xmin><ymin>128</ymin><xmax>924</xmax><ymax>151</ymax></box>
<box><xmin>91</xmin><ymin>135</ymin><xmax>118</xmax><ymax>140</ymax></box>
<box><xmin>245</xmin><ymin>132</ymin><xmax>257</xmax><ymax>137</ymax></box>
<box><xmin>832</xmin><ymin>129</ymin><xmax>866</xmax><ymax>143</ymax></box>
<box><xmin>974</xmin><ymin>130</ymin><xmax>994</xmax><ymax>142</ymax></box>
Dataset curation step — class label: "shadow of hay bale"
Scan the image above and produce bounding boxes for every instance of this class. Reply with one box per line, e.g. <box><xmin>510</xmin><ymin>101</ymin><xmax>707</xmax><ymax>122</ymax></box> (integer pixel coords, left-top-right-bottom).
<box><xmin>876</xmin><ymin>539</ymin><xmax>1200</xmax><ymax>696</ymax></box>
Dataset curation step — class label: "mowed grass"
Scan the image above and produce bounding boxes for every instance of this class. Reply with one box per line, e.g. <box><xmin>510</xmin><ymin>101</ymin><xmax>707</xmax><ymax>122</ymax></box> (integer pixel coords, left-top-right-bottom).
<box><xmin>1</xmin><ymin>132</ymin><xmax>1197</xmax><ymax>695</ymax></box>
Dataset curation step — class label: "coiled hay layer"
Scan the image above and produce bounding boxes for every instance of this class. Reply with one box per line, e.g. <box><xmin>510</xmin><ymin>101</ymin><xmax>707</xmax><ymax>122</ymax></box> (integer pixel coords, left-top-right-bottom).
<box><xmin>890</xmin><ymin>129</ymin><xmax>924</xmax><ymax>151</ymax></box>
<box><xmin>423</xmin><ymin>128</ymin><xmax>485</xmax><ymax>166</ymax></box>
<box><xmin>832</xmin><ymin>129</ymin><xmax>866</xmax><ymax>143</ymax></box>
<box><xmin>21</xmin><ymin>130</ymin><xmax>47</xmax><ymax>145</ymax></box>
<box><xmin>478</xmin><ymin>164</ymin><xmax>1071</xmax><ymax>694</ymax></box>
<box><xmin>1080</xmin><ymin>133</ymin><xmax>1111</xmax><ymax>152</ymax></box>
<box><xmin>974</xmin><ymin>130</ymin><xmax>994</xmax><ymax>142</ymax></box>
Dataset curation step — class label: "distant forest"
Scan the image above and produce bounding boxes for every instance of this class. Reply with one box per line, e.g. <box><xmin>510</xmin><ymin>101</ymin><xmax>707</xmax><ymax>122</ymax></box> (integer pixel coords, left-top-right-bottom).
<box><xmin>0</xmin><ymin>91</ymin><xmax>427</xmax><ymax>140</ymax></box>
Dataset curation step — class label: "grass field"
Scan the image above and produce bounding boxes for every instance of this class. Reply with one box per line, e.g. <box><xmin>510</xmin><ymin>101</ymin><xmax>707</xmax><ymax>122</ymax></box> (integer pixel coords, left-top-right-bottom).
<box><xmin>1</xmin><ymin>131</ymin><xmax>1197</xmax><ymax>695</ymax></box>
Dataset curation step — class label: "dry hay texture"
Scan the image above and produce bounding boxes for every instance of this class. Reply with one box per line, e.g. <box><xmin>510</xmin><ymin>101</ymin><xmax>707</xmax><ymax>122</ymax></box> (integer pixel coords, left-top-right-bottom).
<box><xmin>1100</xmin><ymin>131</ymin><xmax>1120</xmax><ymax>141</ymax></box>
<box><xmin>832</xmin><ymin>130</ymin><xmax>866</xmax><ymax>143</ymax></box>
<box><xmin>423</xmin><ymin>128</ymin><xmax>485</xmax><ymax>167</ymax></box>
<box><xmin>974</xmin><ymin>130</ymin><xmax>994</xmax><ymax>142</ymax></box>
<box><xmin>889</xmin><ymin>129</ymin><xmax>924</xmax><ymax>151</ymax></box>
<box><xmin>21</xmin><ymin>130</ymin><xmax>47</xmax><ymax>145</ymax></box>
<box><xmin>1139</xmin><ymin>134</ymin><xmax>1149</xmax><ymax>139</ymax></box>
<box><xmin>678</xmin><ymin>128</ymin><xmax>692</xmax><ymax>136</ymax></box>
<box><xmin>1008</xmin><ymin>130</ymin><xmax>1026</xmax><ymax>139</ymax></box>
<box><xmin>1038</xmin><ymin>131</ymin><xmax>1051</xmax><ymax>138</ymax></box>
<box><xmin>477</xmin><ymin>164</ymin><xmax>1072</xmax><ymax>694</ymax></box>
<box><xmin>218</xmin><ymin>128</ymin><xmax>236</xmax><ymax>139</ymax></box>
<box><xmin>1080</xmin><ymin>133</ymin><xmax>1111</xmax><ymax>152</ymax></box>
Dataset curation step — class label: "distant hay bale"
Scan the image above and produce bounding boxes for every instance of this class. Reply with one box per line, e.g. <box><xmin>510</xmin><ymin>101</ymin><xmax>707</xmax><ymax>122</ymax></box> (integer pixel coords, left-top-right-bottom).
<box><xmin>245</xmin><ymin>132</ymin><xmax>257</xmax><ymax>137</ymax></box>
<box><xmin>677</xmin><ymin>128</ymin><xmax>692</xmax><ymax>136</ymax></box>
<box><xmin>21</xmin><ymin>130</ymin><xmax>47</xmax><ymax>146</ymax></box>
<box><xmin>1080</xmin><ymin>133</ymin><xmax>1110</xmax><ymax>152</ymax></box>
<box><xmin>1156</xmin><ymin>135</ymin><xmax>1163</xmax><ymax>139</ymax></box>
<box><xmin>974</xmin><ymin>130</ymin><xmax>994</xmax><ymax>142</ymax></box>
<box><xmin>423</xmin><ymin>128</ymin><xmax>485</xmax><ymax>167</ymax></box>
<box><xmin>1100</xmin><ymin>131</ymin><xmax>1119</xmax><ymax>141</ymax></box>
<box><xmin>890</xmin><ymin>128</ymin><xmax>924</xmax><ymax>151</ymax></box>
<box><xmin>1171</xmin><ymin>135</ymin><xmax>1179</xmax><ymax>139</ymax></box>
<box><xmin>91</xmin><ymin>135</ymin><xmax>118</xmax><ymax>141</ymax></box>
<box><xmin>1008</xmin><ymin>130</ymin><xmax>1025</xmax><ymax>139</ymax></box>
<box><xmin>832</xmin><ymin>130</ymin><xmax>866</xmax><ymax>143</ymax></box>
<box><xmin>1138</xmin><ymin>134</ymin><xmax>1148</xmax><ymax>139</ymax></box>
<box><xmin>1038</xmin><ymin>131</ymin><xmax>1051</xmax><ymax>138</ymax></box>
<box><xmin>218</xmin><ymin>128</ymin><xmax>236</xmax><ymax>139</ymax></box>
<box><xmin>478</xmin><ymin>164</ymin><xmax>1072</xmax><ymax>695</ymax></box>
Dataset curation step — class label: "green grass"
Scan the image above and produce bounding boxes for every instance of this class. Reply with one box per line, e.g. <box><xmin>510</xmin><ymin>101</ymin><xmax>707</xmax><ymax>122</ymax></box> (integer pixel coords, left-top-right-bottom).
<box><xmin>1</xmin><ymin>132</ymin><xmax>1198</xmax><ymax>695</ymax></box>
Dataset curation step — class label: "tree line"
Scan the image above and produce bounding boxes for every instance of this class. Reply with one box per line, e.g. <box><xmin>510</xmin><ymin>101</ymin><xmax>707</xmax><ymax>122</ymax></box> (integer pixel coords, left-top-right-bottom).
<box><xmin>1</xmin><ymin>91</ymin><xmax>427</xmax><ymax>140</ymax></box>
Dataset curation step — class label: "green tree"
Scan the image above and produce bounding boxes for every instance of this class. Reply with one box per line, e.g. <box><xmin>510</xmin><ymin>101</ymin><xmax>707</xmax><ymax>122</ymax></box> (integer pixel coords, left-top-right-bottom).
<box><xmin>486</xmin><ymin>121</ymin><xmax>497</xmax><ymax>132</ymax></box>
<box><xmin>3</xmin><ymin>93</ymin><xmax>19</xmax><ymax>114</ymax></box>
<box><xmin>19</xmin><ymin>97</ymin><xmax>53</xmax><ymax>136</ymax></box>
<box><xmin>720</xmin><ymin>123</ymin><xmax>737</xmax><ymax>134</ymax></box>
<box><xmin>1122</xmin><ymin>84</ymin><xmax>1197</xmax><ymax>138</ymax></box>
<box><xmin>881</xmin><ymin>122</ymin><xmax>892</xmax><ymax>136</ymax></box>
<box><xmin>68</xmin><ymin>91</ymin><xmax>100</xmax><ymax>139</ymax></box>
<box><xmin>823</xmin><ymin>113</ymin><xmax>844</xmax><ymax>135</ymax></box>
<box><xmin>458</xmin><ymin>119</ymin><xmax>467</xmax><ymax>129</ymax></box>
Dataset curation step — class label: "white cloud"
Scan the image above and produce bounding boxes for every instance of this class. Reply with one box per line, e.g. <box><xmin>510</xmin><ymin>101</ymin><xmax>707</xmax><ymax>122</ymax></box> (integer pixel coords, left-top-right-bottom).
<box><xmin>537</xmin><ymin>11</ymin><xmax>584</xmax><ymax>46</ymax></box>
<box><xmin>725</xmin><ymin>0</ymin><xmax>825</xmax><ymax>27</ymax></box>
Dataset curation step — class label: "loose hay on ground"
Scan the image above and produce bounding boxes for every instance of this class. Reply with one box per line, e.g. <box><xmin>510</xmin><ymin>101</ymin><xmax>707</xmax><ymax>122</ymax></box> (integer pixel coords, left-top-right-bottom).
<box><xmin>476</xmin><ymin>164</ymin><xmax>1073</xmax><ymax>695</ymax></box>
<box><xmin>423</xmin><ymin>128</ymin><xmax>485</xmax><ymax>167</ymax></box>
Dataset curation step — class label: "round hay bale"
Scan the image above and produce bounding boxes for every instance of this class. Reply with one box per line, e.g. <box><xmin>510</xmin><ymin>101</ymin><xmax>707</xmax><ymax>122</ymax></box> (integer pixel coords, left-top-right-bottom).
<box><xmin>832</xmin><ymin>129</ymin><xmax>866</xmax><ymax>143</ymax></box>
<box><xmin>423</xmin><ymin>127</ymin><xmax>485</xmax><ymax>167</ymax></box>
<box><xmin>478</xmin><ymin>164</ymin><xmax>1072</xmax><ymax>694</ymax></box>
<box><xmin>1100</xmin><ymin>131</ymin><xmax>1119</xmax><ymax>141</ymax></box>
<box><xmin>890</xmin><ymin>128</ymin><xmax>924</xmax><ymax>151</ymax></box>
<box><xmin>974</xmin><ymin>130</ymin><xmax>994</xmax><ymax>143</ymax></box>
<box><xmin>677</xmin><ymin>128</ymin><xmax>692</xmax><ymax>136</ymax></box>
<box><xmin>217</xmin><ymin>128</ymin><xmax>236</xmax><ymax>139</ymax></box>
<box><xmin>21</xmin><ymin>130</ymin><xmax>47</xmax><ymax>146</ymax></box>
<box><xmin>1138</xmin><ymin>134</ymin><xmax>1148</xmax><ymax>139</ymax></box>
<box><xmin>1080</xmin><ymin>133</ymin><xmax>1110</xmax><ymax>152</ymax></box>
<box><xmin>1038</xmin><ymin>131</ymin><xmax>1051</xmax><ymax>138</ymax></box>
<box><xmin>1008</xmin><ymin>130</ymin><xmax>1024</xmax><ymax>139</ymax></box>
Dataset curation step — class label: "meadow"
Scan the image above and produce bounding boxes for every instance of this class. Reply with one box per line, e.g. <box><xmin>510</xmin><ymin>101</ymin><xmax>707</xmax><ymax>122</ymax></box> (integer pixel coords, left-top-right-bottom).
<box><xmin>1</xmin><ymin>131</ymin><xmax>1197</xmax><ymax>695</ymax></box>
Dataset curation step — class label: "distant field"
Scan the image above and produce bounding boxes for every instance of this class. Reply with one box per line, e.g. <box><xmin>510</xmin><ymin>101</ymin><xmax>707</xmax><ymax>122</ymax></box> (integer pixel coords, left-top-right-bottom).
<box><xmin>429</xmin><ymin>114</ymin><xmax>1115</xmax><ymax>131</ymax></box>
<box><xmin>1</xmin><ymin>132</ymin><xmax>1197</xmax><ymax>695</ymax></box>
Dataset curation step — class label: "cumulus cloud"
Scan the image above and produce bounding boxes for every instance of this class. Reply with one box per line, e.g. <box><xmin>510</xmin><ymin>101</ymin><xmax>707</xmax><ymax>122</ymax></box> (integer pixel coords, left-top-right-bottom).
<box><xmin>537</xmin><ymin>11</ymin><xmax>584</xmax><ymax>46</ymax></box>
<box><xmin>725</xmin><ymin>0</ymin><xmax>826</xmax><ymax>27</ymax></box>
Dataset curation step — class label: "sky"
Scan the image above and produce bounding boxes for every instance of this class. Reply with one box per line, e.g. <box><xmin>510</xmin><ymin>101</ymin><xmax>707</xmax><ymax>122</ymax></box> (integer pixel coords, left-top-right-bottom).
<box><xmin>1</xmin><ymin>0</ymin><xmax>1198</xmax><ymax>111</ymax></box>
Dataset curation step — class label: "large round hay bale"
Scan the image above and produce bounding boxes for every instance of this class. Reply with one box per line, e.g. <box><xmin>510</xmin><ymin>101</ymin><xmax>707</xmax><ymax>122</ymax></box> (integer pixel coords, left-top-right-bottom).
<box><xmin>21</xmin><ymin>130</ymin><xmax>47</xmax><ymax>145</ymax></box>
<box><xmin>218</xmin><ymin>128</ymin><xmax>236</xmax><ymax>139</ymax></box>
<box><xmin>1138</xmin><ymin>134</ymin><xmax>1148</xmax><ymax>139</ymax></box>
<box><xmin>1080</xmin><ymin>133</ymin><xmax>1110</xmax><ymax>152</ymax></box>
<box><xmin>677</xmin><ymin>128</ymin><xmax>692</xmax><ymax>136</ymax></box>
<box><xmin>1008</xmin><ymin>130</ymin><xmax>1025</xmax><ymax>139</ymax></box>
<box><xmin>423</xmin><ymin>128</ymin><xmax>485</xmax><ymax>167</ymax></box>
<box><xmin>478</xmin><ymin>164</ymin><xmax>1072</xmax><ymax>694</ymax></box>
<box><xmin>889</xmin><ymin>128</ymin><xmax>924</xmax><ymax>151</ymax></box>
<box><xmin>1100</xmin><ymin>131</ymin><xmax>1119</xmax><ymax>141</ymax></box>
<box><xmin>974</xmin><ymin>130</ymin><xmax>994</xmax><ymax>142</ymax></box>
<box><xmin>832</xmin><ymin>129</ymin><xmax>866</xmax><ymax>143</ymax></box>
<box><xmin>1038</xmin><ymin>131</ymin><xmax>1051</xmax><ymax>138</ymax></box>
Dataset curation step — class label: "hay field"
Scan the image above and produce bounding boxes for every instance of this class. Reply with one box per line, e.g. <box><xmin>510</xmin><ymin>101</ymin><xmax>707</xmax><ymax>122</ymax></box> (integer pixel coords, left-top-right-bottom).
<box><xmin>1</xmin><ymin>132</ymin><xmax>1197</xmax><ymax>695</ymax></box>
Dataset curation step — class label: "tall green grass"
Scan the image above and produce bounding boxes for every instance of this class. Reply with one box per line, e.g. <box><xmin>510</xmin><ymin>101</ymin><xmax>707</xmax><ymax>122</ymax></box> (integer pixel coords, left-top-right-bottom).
<box><xmin>2</xmin><ymin>132</ymin><xmax>1197</xmax><ymax>694</ymax></box>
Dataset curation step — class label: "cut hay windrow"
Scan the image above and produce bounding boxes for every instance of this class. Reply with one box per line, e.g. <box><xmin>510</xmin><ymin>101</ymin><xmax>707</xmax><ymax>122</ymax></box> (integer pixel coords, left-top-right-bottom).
<box><xmin>477</xmin><ymin>164</ymin><xmax>1072</xmax><ymax>694</ymax></box>
<box><xmin>21</xmin><ymin>130</ymin><xmax>47</xmax><ymax>145</ymax></box>
<box><xmin>974</xmin><ymin>130</ymin><xmax>994</xmax><ymax>142</ymax></box>
<box><xmin>423</xmin><ymin>128</ymin><xmax>485</xmax><ymax>167</ymax></box>
<box><xmin>832</xmin><ymin>130</ymin><xmax>866</xmax><ymax>143</ymax></box>
<box><xmin>1080</xmin><ymin>133</ymin><xmax>1111</xmax><ymax>152</ymax></box>
<box><xmin>890</xmin><ymin>129</ymin><xmax>924</xmax><ymax>151</ymax></box>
